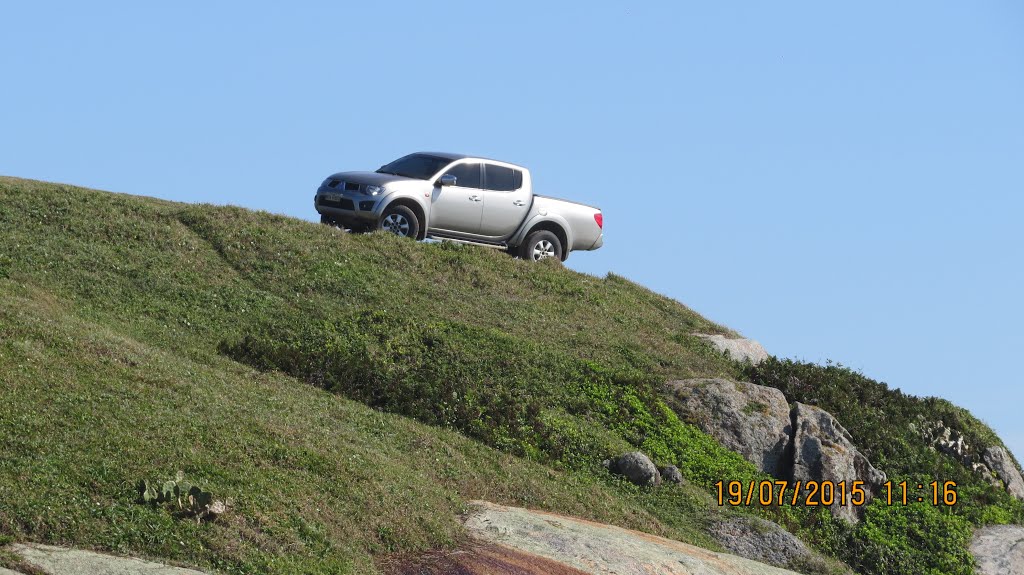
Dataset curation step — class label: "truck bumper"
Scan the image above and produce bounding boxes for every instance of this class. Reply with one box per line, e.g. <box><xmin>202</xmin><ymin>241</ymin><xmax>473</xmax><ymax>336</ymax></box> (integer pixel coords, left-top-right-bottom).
<box><xmin>314</xmin><ymin>190</ymin><xmax>380</xmax><ymax>227</ymax></box>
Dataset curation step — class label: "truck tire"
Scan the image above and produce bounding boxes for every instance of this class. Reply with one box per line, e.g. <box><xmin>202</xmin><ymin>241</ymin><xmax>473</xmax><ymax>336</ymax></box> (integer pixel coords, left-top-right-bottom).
<box><xmin>378</xmin><ymin>204</ymin><xmax>420</xmax><ymax>239</ymax></box>
<box><xmin>519</xmin><ymin>230</ymin><xmax>563</xmax><ymax>262</ymax></box>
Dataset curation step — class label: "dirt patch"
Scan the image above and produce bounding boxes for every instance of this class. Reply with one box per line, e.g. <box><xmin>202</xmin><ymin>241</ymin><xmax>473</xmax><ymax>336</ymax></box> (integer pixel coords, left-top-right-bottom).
<box><xmin>382</xmin><ymin>540</ymin><xmax>589</xmax><ymax>575</ymax></box>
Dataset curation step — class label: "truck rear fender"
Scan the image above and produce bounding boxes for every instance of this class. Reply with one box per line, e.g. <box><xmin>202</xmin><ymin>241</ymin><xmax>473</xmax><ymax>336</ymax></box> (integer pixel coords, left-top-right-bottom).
<box><xmin>512</xmin><ymin>214</ymin><xmax>573</xmax><ymax>253</ymax></box>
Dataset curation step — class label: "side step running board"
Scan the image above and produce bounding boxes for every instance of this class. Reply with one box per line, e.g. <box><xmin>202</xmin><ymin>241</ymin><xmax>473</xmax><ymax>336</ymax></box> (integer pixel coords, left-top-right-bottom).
<box><xmin>427</xmin><ymin>235</ymin><xmax>508</xmax><ymax>250</ymax></box>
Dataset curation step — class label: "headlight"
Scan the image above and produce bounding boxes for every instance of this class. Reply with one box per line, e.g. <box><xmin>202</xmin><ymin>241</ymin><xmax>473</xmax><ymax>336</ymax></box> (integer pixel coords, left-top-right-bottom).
<box><xmin>364</xmin><ymin>185</ymin><xmax>386</xmax><ymax>196</ymax></box>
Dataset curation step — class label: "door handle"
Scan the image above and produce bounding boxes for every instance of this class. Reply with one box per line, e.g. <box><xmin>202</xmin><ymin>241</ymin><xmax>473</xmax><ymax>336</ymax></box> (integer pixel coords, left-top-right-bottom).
<box><xmin>468</xmin><ymin>195</ymin><xmax>482</xmax><ymax>202</ymax></box>
<box><xmin>512</xmin><ymin>200</ymin><xmax>525</xmax><ymax>206</ymax></box>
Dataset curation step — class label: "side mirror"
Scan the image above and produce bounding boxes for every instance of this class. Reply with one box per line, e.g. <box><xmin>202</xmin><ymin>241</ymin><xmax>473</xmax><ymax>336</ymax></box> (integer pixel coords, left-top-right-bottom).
<box><xmin>438</xmin><ymin>174</ymin><xmax>457</xmax><ymax>187</ymax></box>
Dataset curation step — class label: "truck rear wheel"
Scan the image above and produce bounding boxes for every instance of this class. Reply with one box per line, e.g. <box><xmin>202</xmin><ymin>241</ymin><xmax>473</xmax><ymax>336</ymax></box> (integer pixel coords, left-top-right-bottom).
<box><xmin>519</xmin><ymin>230</ymin><xmax>563</xmax><ymax>262</ymax></box>
<box><xmin>378</xmin><ymin>205</ymin><xmax>420</xmax><ymax>239</ymax></box>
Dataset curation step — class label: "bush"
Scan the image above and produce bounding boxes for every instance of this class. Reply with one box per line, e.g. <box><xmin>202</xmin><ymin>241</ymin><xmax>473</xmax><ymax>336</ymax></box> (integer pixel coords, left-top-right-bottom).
<box><xmin>221</xmin><ymin>311</ymin><xmax>758</xmax><ymax>482</ymax></box>
<box><xmin>850</xmin><ymin>499</ymin><xmax>974</xmax><ymax>575</ymax></box>
<box><xmin>744</xmin><ymin>358</ymin><xmax>1024</xmax><ymax>522</ymax></box>
<box><xmin>744</xmin><ymin>358</ymin><xmax>1024</xmax><ymax>574</ymax></box>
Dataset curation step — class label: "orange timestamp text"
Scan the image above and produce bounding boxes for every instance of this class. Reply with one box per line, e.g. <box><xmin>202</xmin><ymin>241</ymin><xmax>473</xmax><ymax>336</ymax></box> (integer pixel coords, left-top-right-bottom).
<box><xmin>714</xmin><ymin>480</ymin><xmax>958</xmax><ymax>507</ymax></box>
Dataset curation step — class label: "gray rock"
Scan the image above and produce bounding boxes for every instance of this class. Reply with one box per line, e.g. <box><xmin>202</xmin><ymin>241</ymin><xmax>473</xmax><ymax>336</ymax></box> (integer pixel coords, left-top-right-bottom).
<box><xmin>914</xmin><ymin>419</ymin><xmax>1021</xmax><ymax>495</ymax></box>
<box><xmin>694</xmin><ymin>334</ymin><xmax>770</xmax><ymax>365</ymax></box>
<box><xmin>971</xmin><ymin>524</ymin><xmax>1024</xmax><ymax>575</ymax></box>
<box><xmin>0</xmin><ymin>568</ymin><xmax>24</xmax><ymax>575</ymax></box>
<box><xmin>8</xmin><ymin>543</ymin><xmax>209</xmax><ymax>574</ymax></box>
<box><xmin>974</xmin><ymin>463</ymin><xmax>1007</xmax><ymax>490</ymax></box>
<box><xmin>791</xmin><ymin>402</ymin><xmax>886</xmax><ymax>523</ymax></box>
<box><xmin>464</xmin><ymin>500</ymin><xmax>805</xmax><ymax>575</ymax></box>
<box><xmin>982</xmin><ymin>446</ymin><xmax>1024</xmax><ymax>500</ymax></box>
<box><xmin>607</xmin><ymin>451</ymin><xmax>661</xmax><ymax>487</ymax></box>
<box><xmin>917</xmin><ymin>419</ymin><xmax>973</xmax><ymax>464</ymax></box>
<box><xmin>664</xmin><ymin>378</ymin><xmax>792</xmax><ymax>477</ymax></box>
<box><xmin>659</xmin><ymin>465</ymin><xmax>684</xmax><ymax>484</ymax></box>
<box><xmin>707</xmin><ymin>516</ymin><xmax>852</xmax><ymax>574</ymax></box>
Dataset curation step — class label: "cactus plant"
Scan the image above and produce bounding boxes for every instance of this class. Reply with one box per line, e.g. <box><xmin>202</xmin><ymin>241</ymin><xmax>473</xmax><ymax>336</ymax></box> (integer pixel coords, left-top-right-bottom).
<box><xmin>135</xmin><ymin>472</ymin><xmax>228</xmax><ymax>523</ymax></box>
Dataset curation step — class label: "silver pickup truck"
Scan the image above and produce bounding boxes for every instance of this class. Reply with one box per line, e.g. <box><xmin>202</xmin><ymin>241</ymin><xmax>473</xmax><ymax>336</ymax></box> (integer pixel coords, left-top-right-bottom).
<box><xmin>314</xmin><ymin>152</ymin><xmax>603</xmax><ymax>261</ymax></box>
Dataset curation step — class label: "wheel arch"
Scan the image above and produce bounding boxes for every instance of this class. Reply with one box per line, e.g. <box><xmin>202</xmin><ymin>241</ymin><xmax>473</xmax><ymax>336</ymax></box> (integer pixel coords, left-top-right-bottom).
<box><xmin>381</xmin><ymin>197</ymin><xmax>428</xmax><ymax>240</ymax></box>
<box><xmin>523</xmin><ymin>220</ymin><xmax>570</xmax><ymax>261</ymax></box>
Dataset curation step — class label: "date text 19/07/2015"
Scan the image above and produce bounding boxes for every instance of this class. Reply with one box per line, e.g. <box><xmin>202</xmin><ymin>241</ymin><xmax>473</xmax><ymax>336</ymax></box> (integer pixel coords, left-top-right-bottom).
<box><xmin>713</xmin><ymin>480</ymin><xmax>958</xmax><ymax>507</ymax></box>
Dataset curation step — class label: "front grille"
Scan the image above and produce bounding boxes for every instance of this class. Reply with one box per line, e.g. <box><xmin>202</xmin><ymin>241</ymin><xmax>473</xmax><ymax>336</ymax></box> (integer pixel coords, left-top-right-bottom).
<box><xmin>344</xmin><ymin>182</ymin><xmax>361</xmax><ymax>192</ymax></box>
<box><xmin>320</xmin><ymin>197</ymin><xmax>355</xmax><ymax>210</ymax></box>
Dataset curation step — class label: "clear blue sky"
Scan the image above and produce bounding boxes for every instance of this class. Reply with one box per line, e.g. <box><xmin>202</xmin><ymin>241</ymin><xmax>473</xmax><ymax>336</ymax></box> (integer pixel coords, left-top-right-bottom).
<box><xmin>3</xmin><ymin>2</ymin><xmax>1023</xmax><ymax>458</ymax></box>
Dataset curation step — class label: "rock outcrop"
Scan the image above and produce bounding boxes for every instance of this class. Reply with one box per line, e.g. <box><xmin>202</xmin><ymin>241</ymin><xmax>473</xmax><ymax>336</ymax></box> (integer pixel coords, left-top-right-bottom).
<box><xmin>605</xmin><ymin>452</ymin><xmax>661</xmax><ymax>487</ymax></box>
<box><xmin>971</xmin><ymin>524</ymin><xmax>1024</xmax><ymax>575</ymax></box>
<box><xmin>707</xmin><ymin>516</ymin><xmax>852</xmax><ymax>574</ymax></box>
<box><xmin>664</xmin><ymin>378</ymin><xmax>792</xmax><ymax>477</ymax></box>
<box><xmin>663</xmin><ymin>379</ymin><xmax>887</xmax><ymax>523</ymax></box>
<box><xmin>917</xmin><ymin>419</ymin><xmax>973</xmax><ymax>464</ymax></box>
<box><xmin>982</xmin><ymin>446</ymin><xmax>1024</xmax><ymax>499</ymax></box>
<box><xmin>694</xmin><ymin>334</ymin><xmax>770</xmax><ymax>365</ymax></box>
<box><xmin>659</xmin><ymin>465</ymin><xmax>684</xmax><ymax>485</ymax></box>
<box><xmin>790</xmin><ymin>402</ymin><xmax>886</xmax><ymax>522</ymax></box>
<box><xmin>914</xmin><ymin>417</ymin><xmax>1024</xmax><ymax>499</ymax></box>
<box><xmin>6</xmin><ymin>543</ymin><xmax>209</xmax><ymax>574</ymax></box>
<box><xmin>463</xmin><ymin>500</ymin><xmax>805</xmax><ymax>575</ymax></box>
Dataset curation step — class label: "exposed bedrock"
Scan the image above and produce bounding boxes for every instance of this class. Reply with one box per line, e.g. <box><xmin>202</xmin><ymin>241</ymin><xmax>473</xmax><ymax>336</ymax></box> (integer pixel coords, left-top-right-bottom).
<box><xmin>694</xmin><ymin>334</ymin><xmax>770</xmax><ymax>365</ymax></box>
<box><xmin>790</xmin><ymin>402</ymin><xmax>886</xmax><ymax>522</ymax></box>
<box><xmin>664</xmin><ymin>379</ymin><xmax>886</xmax><ymax>522</ymax></box>
<box><xmin>664</xmin><ymin>378</ymin><xmax>792</xmax><ymax>478</ymax></box>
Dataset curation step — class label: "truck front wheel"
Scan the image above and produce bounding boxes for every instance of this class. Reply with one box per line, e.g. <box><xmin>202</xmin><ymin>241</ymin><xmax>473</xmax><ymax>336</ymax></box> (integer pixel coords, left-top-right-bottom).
<box><xmin>519</xmin><ymin>230</ymin><xmax>563</xmax><ymax>262</ymax></box>
<box><xmin>378</xmin><ymin>205</ymin><xmax>420</xmax><ymax>239</ymax></box>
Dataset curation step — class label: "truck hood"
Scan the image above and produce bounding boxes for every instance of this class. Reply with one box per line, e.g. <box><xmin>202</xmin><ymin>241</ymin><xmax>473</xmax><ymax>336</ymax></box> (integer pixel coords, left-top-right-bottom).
<box><xmin>326</xmin><ymin>171</ymin><xmax>424</xmax><ymax>186</ymax></box>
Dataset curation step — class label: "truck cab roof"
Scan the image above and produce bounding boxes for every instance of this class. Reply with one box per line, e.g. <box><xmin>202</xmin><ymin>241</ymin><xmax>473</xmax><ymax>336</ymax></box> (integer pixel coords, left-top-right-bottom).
<box><xmin>418</xmin><ymin>152</ymin><xmax>526</xmax><ymax>170</ymax></box>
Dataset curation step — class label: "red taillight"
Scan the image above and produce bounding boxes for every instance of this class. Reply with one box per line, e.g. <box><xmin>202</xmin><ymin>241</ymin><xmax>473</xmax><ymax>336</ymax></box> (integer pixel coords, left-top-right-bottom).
<box><xmin>594</xmin><ymin>213</ymin><xmax>603</xmax><ymax>229</ymax></box>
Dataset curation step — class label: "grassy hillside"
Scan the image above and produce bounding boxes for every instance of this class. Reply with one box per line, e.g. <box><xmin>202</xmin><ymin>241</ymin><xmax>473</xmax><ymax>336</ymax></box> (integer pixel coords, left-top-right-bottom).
<box><xmin>0</xmin><ymin>278</ymin><xmax>665</xmax><ymax>573</ymax></box>
<box><xmin>0</xmin><ymin>176</ymin><xmax>1019</xmax><ymax>575</ymax></box>
<box><xmin>0</xmin><ymin>177</ymin><xmax>759</xmax><ymax>574</ymax></box>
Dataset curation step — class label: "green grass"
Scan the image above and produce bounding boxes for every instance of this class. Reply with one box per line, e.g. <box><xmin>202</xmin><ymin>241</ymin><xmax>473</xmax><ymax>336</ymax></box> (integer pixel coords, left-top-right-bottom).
<box><xmin>0</xmin><ymin>176</ymin><xmax>1018</xmax><ymax>575</ymax></box>
<box><xmin>0</xmin><ymin>177</ymin><xmax>747</xmax><ymax>573</ymax></box>
<box><xmin>0</xmin><ymin>279</ymin><xmax>680</xmax><ymax>573</ymax></box>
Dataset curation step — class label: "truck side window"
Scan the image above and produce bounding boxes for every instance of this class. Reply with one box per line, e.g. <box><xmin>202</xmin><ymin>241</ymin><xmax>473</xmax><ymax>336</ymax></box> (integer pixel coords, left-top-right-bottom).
<box><xmin>484</xmin><ymin>164</ymin><xmax>519</xmax><ymax>191</ymax></box>
<box><xmin>445</xmin><ymin>163</ymin><xmax>481</xmax><ymax>188</ymax></box>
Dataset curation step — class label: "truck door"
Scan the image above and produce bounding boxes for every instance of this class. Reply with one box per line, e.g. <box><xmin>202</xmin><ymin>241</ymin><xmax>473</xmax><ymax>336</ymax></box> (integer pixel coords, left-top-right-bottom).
<box><xmin>430</xmin><ymin>162</ymin><xmax>483</xmax><ymax>234</ymax></box>
<box><xmin>479</xmin><ymin>163</ymin><xmax>530</xmax><ymax>238</ymax></box>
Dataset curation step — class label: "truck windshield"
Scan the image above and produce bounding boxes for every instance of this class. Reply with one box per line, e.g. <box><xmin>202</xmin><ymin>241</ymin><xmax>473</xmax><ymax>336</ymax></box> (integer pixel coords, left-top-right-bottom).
<box><xmin>376</xmin><ymin>154</ymin><xmax>452</xmax><ymax>180</ymax></box>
